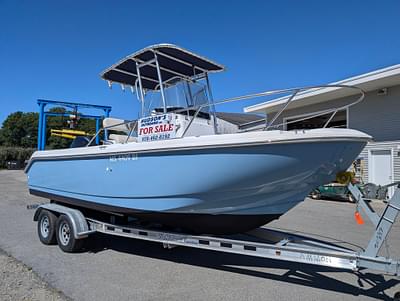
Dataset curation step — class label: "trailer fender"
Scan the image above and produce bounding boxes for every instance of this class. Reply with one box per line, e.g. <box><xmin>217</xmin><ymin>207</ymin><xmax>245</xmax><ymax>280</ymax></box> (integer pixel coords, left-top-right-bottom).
<box><xmin>33</xmin><ymin>203</ymin><xmax>91</xmax><ymax>239</ymax></box>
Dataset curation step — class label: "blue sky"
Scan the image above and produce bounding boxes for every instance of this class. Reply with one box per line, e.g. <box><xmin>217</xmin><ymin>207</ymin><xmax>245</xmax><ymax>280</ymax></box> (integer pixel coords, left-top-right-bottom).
<box><xmin>1</xmin><ymin>0</ymin><xmax>399</xmax><ymax>124</ymax></box>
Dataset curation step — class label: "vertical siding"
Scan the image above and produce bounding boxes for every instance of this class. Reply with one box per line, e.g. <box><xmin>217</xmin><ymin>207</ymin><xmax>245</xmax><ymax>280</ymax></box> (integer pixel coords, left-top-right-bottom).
<box><xmin>395</xmin><ymin>145</ymin><xmax>400</xmax><ymax>182</ymax></box>
<box><xmin>360</xmin><ymin>140</ymin><xmax>400</xmax><ymax>183</ymax></box>
<box><xmin>358</xmin><ymin>147</ymin><xmax>369</xmax><ymax>183</ymax></box>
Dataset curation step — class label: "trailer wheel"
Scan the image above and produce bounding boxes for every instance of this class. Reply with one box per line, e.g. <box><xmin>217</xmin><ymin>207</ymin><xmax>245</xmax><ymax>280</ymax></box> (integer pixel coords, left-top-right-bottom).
<box><xmin>37</xmin><ymin>210</ymin><xmax>57</xmax><ymax>245</ymax></box>
<box><xmin>56</xmin><ymin>215</ymin><xmax>84</xmax><ymax>253</ymax></box>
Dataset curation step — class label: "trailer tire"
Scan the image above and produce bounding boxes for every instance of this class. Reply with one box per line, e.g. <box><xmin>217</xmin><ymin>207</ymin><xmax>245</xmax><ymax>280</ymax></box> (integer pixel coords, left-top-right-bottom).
<box><xmin>37</xmin><ymin>210</ymin><xmax>57</xmax><ymax>245</ymax></box>
<box><xmin>56</xmin><ymin>215</ymin><xmax>84</xmax><ymax>253</ymax></box>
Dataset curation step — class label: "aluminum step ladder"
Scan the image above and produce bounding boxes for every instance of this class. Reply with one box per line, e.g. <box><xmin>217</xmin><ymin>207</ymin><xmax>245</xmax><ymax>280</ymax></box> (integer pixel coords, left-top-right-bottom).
<box><xmin>348</xmin><ymin>183</ymin><xmax>400</xmax><ymax>275</ymax></box>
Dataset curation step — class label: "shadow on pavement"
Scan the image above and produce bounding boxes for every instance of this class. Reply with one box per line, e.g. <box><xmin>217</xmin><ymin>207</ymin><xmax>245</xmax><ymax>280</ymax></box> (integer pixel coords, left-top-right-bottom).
<box><xmin>83</xmin><ymin>233</ymin><xmax>399</xmax><ymax>300</ymax></box>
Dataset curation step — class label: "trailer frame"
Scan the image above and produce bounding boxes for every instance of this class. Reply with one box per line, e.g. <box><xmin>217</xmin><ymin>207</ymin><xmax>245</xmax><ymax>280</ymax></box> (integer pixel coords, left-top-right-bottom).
<box><xmin>31</xmin><ymin>184</ymin><xmax>400</xmax><ymax>294</ymax></box>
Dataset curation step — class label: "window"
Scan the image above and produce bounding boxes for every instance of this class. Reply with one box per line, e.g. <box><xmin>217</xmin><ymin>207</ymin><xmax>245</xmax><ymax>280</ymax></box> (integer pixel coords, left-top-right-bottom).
<box><xmin>143</xmin><ymin>80</ymin><xmax>210</xmax><ymax>117</ymax></box>
<box><xmin>284</xmin><ymin>109</ymin><xmax>347</xmax><ymax>130</ymax></box>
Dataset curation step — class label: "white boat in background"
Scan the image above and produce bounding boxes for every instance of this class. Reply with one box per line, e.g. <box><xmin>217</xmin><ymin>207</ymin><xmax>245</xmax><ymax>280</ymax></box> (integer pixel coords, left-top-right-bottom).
<box><xmin>26</xmin><ymin>44</ymin><xmax>371</xmax><ymax>234</ymax></box>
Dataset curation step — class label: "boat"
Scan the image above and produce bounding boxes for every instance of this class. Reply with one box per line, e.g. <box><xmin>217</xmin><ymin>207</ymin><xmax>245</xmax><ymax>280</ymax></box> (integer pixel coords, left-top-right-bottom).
<box><xmin>25</xmin><ymin>44</ymin><xmax>371</xmax><ymax>234</ymax></box>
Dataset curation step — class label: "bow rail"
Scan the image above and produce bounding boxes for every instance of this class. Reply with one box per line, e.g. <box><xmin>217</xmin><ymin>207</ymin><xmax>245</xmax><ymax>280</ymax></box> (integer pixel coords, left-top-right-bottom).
<box><xmin>87</xmin><ymin>84</ymin><xmax>365</xmax><ymax>145</ymax></box>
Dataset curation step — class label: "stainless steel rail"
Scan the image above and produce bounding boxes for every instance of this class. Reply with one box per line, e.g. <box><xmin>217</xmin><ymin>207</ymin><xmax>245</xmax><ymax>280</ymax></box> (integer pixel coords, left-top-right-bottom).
<box><xmin>88</xmin><ymin>84</ymin><xmax>365</xmax><ymax>144</ymax></box>
<box><xmin>175</xmin><ymin>84</ymin><xmax>365</xmax><ymax>136</ymax></box>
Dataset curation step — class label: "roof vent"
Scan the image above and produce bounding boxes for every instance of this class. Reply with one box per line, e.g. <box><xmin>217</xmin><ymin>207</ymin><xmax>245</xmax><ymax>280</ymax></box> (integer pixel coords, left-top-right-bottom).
<box><xmin>377</xmin><ymin>88</ymin><xmax>388</xmax><ymax>96</ymax></box>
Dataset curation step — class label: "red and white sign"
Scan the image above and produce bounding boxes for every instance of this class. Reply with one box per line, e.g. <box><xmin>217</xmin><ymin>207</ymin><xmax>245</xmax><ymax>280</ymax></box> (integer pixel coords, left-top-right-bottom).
<box><xmin>138</xmin><ymin>114</ymin><xmax>176</xmax><ymax>142</ymax></box>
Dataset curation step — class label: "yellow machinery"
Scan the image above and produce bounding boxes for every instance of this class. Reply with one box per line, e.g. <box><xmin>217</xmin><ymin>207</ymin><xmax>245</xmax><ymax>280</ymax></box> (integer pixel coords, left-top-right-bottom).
<box><xmin>335</xmin><ymin>171</ymin><xmax>355</xmax><ymax>185</ymax></box>
<box><xmin>50</xmin><ymin>129</ymin><xmax>92</xmax><ymax>140</ymax></box>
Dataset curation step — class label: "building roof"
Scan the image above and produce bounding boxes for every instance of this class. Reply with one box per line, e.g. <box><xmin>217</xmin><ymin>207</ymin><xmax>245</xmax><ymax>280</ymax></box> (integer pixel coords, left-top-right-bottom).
<box><xmin>244</xmin><ymin>64</ymin><xmax>400</xmax><ymax>114</ymax></box>
<box><xmin>216</xmin><ymin>112</ymin><xmax>263</xmax><ymax>125</ymax></box>
<box><xmin>101</xmin><ymin>44</ymin><xmax>225</xmax><ymax>90</ymax></box>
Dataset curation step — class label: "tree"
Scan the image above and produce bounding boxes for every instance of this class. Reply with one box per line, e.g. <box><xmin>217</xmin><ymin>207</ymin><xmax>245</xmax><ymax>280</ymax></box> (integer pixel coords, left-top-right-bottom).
<box><xmin>46</xmin><ymin>107</ymin><xmax>70</xmax><ymax>149</ymax></box>
<box><xmin>0</xmin><ymin>111</ymin><xmax>38</xmax><ymax>148</ymax></box>
<box><xmin>0</xmin><ymin>109</ymin><xmax>97</xmax><ymax>149</ymax></box>
<box><xmin>0</xmin><ymin>128</ymin><xmax>4</xmax><ymax>145</ymax></box>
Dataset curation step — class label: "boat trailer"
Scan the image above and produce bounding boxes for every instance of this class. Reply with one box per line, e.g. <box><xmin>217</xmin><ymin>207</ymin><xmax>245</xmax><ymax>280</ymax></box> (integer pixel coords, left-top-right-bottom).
<box><xmin>31</xmin><ymin>183</ymin><xmax>400</xmax><ymax>299</ymax></box>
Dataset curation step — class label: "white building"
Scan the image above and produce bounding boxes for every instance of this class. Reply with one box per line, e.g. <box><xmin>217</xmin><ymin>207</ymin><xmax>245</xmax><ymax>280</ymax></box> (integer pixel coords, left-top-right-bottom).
<box><xmin>244</xmin><ymin>64</ymin><xmax>400</xmax><ymax>195</ymax></box>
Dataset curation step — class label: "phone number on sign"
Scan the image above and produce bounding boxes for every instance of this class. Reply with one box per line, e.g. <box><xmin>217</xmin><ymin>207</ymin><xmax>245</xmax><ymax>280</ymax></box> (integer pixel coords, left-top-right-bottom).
<box><xmin>141</xmin><ymin>133</ymin><xmax>172</xmax><ymax>142</ymax></box>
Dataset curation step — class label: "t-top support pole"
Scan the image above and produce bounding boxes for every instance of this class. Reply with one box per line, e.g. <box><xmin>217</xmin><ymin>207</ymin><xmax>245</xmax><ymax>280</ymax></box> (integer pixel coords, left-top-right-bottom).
<box><xmin>135</xmin><ymin>62</ymin><xmax>146</xmax><ymax>117</ymax></box>
<box><xmin>205</xmin><ymin>73</ymin><xmax>218</xmax><ymax>134</ymax></box>
<box><xmin>154</xmin><ymin>52</ymin><xmax>167</xmax><ymax>113</ymax></box>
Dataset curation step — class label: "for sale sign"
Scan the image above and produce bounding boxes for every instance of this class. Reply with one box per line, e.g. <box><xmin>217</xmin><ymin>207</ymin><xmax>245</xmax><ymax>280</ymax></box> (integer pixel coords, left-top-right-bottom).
<box><xmin>138</xmin><ymin>114</ymin><xmax>176</xmax><ymax>142</ymax></box>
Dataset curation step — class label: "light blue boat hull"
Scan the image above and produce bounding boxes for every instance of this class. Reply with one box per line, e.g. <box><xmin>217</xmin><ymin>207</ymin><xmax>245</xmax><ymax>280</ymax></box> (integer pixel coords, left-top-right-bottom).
<box><xmin>27</xmin><ymin>140</ymin><xmax>366</xmax><ymax>233</ymax></box>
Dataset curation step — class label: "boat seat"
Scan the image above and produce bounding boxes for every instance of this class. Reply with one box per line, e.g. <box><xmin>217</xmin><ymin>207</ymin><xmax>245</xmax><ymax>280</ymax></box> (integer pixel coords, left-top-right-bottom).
<box><xmin>103</xmin><ymin>117</ymin><xmax>135</xmax><ymax>133</ymax></box>
<box><xmin>108</xmin><ymin>134</ymin><xmax>137</xmax><ymax>144</ymax></box>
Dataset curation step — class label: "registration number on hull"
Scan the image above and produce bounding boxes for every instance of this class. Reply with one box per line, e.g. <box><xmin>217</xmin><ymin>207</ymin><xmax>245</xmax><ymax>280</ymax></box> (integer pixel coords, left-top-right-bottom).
<box><xmin>109</xmin><ymin>154</ymin><xmax>138</xmax><ymax>162</ymax></box>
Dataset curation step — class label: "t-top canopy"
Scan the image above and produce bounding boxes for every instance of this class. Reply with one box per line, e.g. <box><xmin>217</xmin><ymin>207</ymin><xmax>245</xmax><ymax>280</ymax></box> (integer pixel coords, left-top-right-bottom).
<box><xmin>101</xmin><ymin>44</ymin><xmax>225</xmax><ymax>90</ymax></box>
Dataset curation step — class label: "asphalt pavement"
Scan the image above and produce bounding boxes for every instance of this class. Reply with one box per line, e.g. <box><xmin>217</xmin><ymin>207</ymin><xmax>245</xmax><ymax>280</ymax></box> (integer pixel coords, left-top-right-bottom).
<box><xmin>0</xmin><ymin>170</ymin><xmax>399</xmax><ymax>301</ymax></box>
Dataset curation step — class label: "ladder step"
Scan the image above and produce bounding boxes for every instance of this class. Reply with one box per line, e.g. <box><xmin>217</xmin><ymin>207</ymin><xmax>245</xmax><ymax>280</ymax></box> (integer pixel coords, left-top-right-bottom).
<box><xmin>383</xmin><ymin>216</ymin><xmax>395</xmax><ymax>224</ymax></box>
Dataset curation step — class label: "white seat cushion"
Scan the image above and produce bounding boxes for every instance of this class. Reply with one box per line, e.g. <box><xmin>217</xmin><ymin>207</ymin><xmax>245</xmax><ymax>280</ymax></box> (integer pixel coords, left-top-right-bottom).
<box><xmin>103</xmin><ymin>117</ymin><xmax>135</xmax><ymax>133</ymax></box>
<box><xmin>108</xmin><ymin>134</ymin><xmax>137</xmax><ymax>144</ymax></box>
